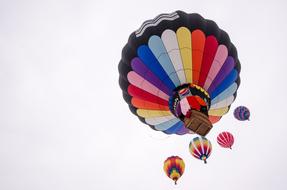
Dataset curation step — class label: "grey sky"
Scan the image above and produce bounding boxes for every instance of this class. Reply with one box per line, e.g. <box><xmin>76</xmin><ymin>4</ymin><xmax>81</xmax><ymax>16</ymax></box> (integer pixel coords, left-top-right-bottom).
<box><xmin>0</xmin><ymin>0</ymin><xmax>287</xmax><ymax>189</ymax></box>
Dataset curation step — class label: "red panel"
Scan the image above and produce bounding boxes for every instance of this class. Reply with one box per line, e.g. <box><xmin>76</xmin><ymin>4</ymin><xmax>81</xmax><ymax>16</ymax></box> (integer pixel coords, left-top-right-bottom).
<box><xmin>191</xmin><ymin>30</ymin><xmax>206</xmax><ymax>84</ymax></box>
<box><xmin>128</xmin><ymin>85</ymin><xmax>168</xmax><ymax>106</ymax></box>
<box><xmin>186</xmin><ymin>96</ymin><xmax>201</xmax><ymax>110</ymax></box>
<box><xmin>131</xmin><ymin>97</ymin><xmax>169</xmax><ymax>110</ymax></box>
<box><xmin>198</xmin><ymin>36</ymin><xmax>218</xmax><ymax>87</ymax></box>
<box><xmin>208</xmin><ymin>115</ymin><xmax>221</xmax><ymax>124</ymax></box>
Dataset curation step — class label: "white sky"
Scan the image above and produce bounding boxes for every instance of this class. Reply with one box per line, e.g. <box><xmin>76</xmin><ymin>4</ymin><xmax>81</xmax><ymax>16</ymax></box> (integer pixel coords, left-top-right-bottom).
<box><xmin>0</xmin><ymin>0</ymin><xmax>287</xmax><ymax>189</ymax></box>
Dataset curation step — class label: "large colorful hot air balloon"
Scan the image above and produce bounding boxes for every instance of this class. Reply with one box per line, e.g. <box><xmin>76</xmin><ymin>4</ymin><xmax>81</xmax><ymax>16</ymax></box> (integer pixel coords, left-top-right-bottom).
<box><xmin>217</xmin><ymin>131</ymin><xmax>234</xmax><ymax>149</ymax></box>
<box><xmin>163</xmin><ymin>156</ymin><xmax>185</xmax><ymax>185</ymax></box>
<box><xmin>189</xmin><ymin>136</ymin><xmax>212</xmax><ymax>163</ymax></box>
<box><xmin>119</xmin><ymin>11</ymin><xmax>241</xmax><ymax>136</ymax></box>
<box><xmin>234</xmin><ymin>106</ymin><xmax>250</xmax><ymax>121</ymax></box>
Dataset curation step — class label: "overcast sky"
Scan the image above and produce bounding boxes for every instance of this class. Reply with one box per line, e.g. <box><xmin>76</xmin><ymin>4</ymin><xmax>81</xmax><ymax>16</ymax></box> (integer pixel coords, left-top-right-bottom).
<box><xmin>0</xmin><ymin>0</ymin><xmax>287</xmax><ymax>189</ymax></box>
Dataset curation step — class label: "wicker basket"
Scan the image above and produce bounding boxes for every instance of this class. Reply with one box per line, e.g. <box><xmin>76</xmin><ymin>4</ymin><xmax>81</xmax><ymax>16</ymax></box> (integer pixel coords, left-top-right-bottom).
<box><xmin>184</xmin><ymin>110</ymin><xmax>213</xmax><ymax>136</ymax></box>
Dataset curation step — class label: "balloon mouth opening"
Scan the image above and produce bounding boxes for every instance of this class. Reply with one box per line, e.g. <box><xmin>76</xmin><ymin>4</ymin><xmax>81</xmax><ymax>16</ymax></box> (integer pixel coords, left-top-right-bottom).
<box><xmin>168</xmin><ymin>83</ymin><xmax>212</xmax><ymax>136</ymax></box>
<box><xmin>169</xmin><ymin>84</ymin><xmax>211</xmax><ymax>118</ymax></box>
<box><xmin>201</xmin><ymin>156</ymin><xmax>207</xmax><ymax>164</ymax></box>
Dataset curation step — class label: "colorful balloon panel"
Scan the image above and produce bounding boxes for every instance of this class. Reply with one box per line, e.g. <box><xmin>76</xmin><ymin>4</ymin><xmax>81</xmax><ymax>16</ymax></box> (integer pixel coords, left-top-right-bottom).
<box><xmin>217</xmin><ymin>131</ymin><xmax>234</xmax><ymax>149</ymax></box>
<box><xmin>131</xmin><ymin>98</ymin><xmax>170</xmax><ymax>110</ymax></box>
<box><xmin>163</xmin><ymin>156</ymin><xmax>185</xmax><ymax>184</ymax></box>
<box><xmin>131</xmin><ymin>57</ymin><xmax>172</xmax><ymax>95</ymax></box>
<box><xmin>189</xmin><ymin>136</ymin><xmax>212</xmax><ymax>163</ymax></box>
<box><xmin>127</xmin><ymin>71</ymin><xmax>169</xmax><ymax>100</ymax></box>
<box><xmin>203</xmin><ymin>45</ymin><xmax>228</xmax><ymax>90</ymax></box>
<box><xmin>161</xmin><ymin>30</ymin><xmax>186</xmax><ymax>85</ymax></box>
<box><xmin>119</xmin><ymin>11</ymin><xmax>241</xmax><ymax>135</ymax></box>
<box><xmin>148</xmin><ymin>35</ymin><xmax>181</xmax><ymax>86</ymax></box>
<box><xmin>198</xmin><ymin>36</ymin><xmax>218</xmax><ymax>86</ymax></box>
<box><xmin>209</xmin><ymin>115</ymin><xmax>221</xmax><ymax>124</ymax></box>
<box><xmin>177</xmin><ymin>27</ymin><xmax>192</xmax><ymax>83</ymax></box>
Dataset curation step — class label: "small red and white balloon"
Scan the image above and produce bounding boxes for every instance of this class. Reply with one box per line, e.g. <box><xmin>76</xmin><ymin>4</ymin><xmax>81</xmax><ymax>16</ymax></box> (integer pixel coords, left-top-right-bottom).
<box><xmin>217</xmin><ymin>131</ymin><xmax>234</xmax><ymax>149</ymax></box>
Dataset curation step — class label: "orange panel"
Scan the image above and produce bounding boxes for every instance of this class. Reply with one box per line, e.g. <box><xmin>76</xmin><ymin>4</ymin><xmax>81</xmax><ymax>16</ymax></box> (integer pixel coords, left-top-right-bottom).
<box><xmin>209</xmin><ymin>115</ymin><xmax>221</xmax><ymax>124</ymax></box>
<box><xmin>191</xmin><ymin>30</ymin><xmax>206</xmax><ymax>85</ymax></box>
<box><xmin>194</xmin><ymin>96</ymin><xmax>207</xmax><ymax>106</ymax></box>
<box><xmin>131</xmin><ymin>97</ymin><xmax>170</xmax><ymax>111</ymax></box>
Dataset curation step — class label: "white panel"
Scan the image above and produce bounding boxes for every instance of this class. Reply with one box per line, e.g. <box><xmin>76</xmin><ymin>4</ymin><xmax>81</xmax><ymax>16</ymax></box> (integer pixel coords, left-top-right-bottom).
<box><xmin>145</xmin><ymin>115</ymin><xmax>176</xmax><ymax>125</ymax></box>
<box><xmin>210</xmin><ymin>96</ymin><xmax>234</xmax><ymax>109</ymax></box>
<box><xmin>161</xmin><ymin>29</ymin><xmax>186</xmax><ymax>84</ymax></box>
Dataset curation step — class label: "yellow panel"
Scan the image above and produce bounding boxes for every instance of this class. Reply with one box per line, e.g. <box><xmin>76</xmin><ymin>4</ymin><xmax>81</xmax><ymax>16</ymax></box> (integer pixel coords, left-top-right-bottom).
<box><xmin>208</xmin><ymin>107</ymin><xmax>229</xmax><ymax>116</ymax></box>
<box><xmin>137</xmin><ymin>109</ymin><xmax>172</xmax><ymax>118</ymax></box>
<box><xmin>163</xmin><ymin>160</ymin><xmax>170</xmax><ymax>171</ymax></box>
<box><xmin>176</xmin><ymin>27</ymin><xmax>192</xmax><ymax>83</ymax></box>
<box><xmin>170</xmin><ymin>172</ymin><xmax>180</xmax><ymax>179</ymax></box>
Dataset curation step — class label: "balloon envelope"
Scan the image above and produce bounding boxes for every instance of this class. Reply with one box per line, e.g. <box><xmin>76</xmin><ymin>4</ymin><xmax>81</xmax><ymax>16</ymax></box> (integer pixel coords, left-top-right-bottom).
<box><xmin>189</xmin><ymin>136</ymin><xmax>212</xmax><ymax>163</ymax></box>
<box><xmin>163</xmin><ymin>156</ymin><xmax>185</xmax><ymax>185</ymax></box>
<box><xmin>234</xmin><ymin>106</ymin><xmax>250</xmax><ymax>121</ymax></box>
<box><xmin>217</xmin><ymin>131</ymin><xmax>234</xmax><ymax>149</ymax></box>
<box><xmin>119</xmin><ymin>11</ymin><xmax>241</xmax><ymax>136</ymax></box>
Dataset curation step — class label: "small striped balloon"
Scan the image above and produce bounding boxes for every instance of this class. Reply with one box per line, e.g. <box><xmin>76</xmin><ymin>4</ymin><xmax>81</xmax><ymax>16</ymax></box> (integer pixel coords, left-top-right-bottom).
<box><xmin>163</xmin><ymin>156</ymin><xmax>185</xmax><ymax>185</ymax></box>
<box><xmin>189</xmin><ymin>137</ymin><xmax>212</xmax><ymax>164</ymax></box>
<box><xmin>234</xmin><ymin>106</ymin><xmax>250</xmax><ymax>121</ymax></box>
<box><xmin>217</xmin><ymin>131</ymin><xmax>234</xmax><ymax>149</ymax></box>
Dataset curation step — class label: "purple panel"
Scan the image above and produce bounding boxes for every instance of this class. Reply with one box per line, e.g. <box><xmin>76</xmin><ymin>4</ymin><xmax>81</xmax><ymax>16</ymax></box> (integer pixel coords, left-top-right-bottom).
<box><xmin>131</xmin><ymin>57</ymin><xmax>172</xmax><ymax>95</ymax></box>
<box><xmin>175</xmin><ymin>103</ymin><xmax>182</xmax><ymax>117</ymax></box>
<box><xmin>176</xmin><ymin>124</ymin><xmax>190</xmax><ymax>135</ymax></box>
<box><xmin>207</xmin><ymin>56</ymin><xmax>235</xmax><ymax>94</ymax></box>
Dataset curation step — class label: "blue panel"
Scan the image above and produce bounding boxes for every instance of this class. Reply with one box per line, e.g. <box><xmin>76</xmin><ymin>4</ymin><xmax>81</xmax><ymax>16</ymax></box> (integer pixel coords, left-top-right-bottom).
<box><xmin>174</xmin><ymin>123</ymin><xmax>189</xmax><ymax>135</ymax></box>
<box><xmin>164</xmin><ymin>121</ymin><xmax>183</xmax><ymax>134</ymax></box>
<box><xmin>211</xmin><ymin>83</ymin><xmax>238</xmax><ymax>105</ymax></box>
<box><xmin>148</xmin><ymin>36</ymin><xmax>181</xmax><ymax>86</ymax></box>
<box><xmin>210</xmin><ymin>69</ymin><xmax>238</xmax><ymax>99</ymax></box>
<box><xmin>154</xmin><ymin>118</ymin><xmax>179</xmax><ymax>131</ymax></box>
<box><xmin>137</xmin><ymin>45</ymin><xmax>176</xmax><ymax>90</ymax></box>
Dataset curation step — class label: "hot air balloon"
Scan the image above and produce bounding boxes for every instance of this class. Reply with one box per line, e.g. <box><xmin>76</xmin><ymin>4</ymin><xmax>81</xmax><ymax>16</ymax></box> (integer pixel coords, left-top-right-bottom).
<box><xmin>119</xmin><ymin>11</ymin><xmax>241</xmax><ymax>136</ymax></box>
<box><xmin>217</xmin><ymin>131</ymin><xmax>234</xmax><ymax>149</ymax></box>
<box><xmin>234</xmin><ymin>106</ymin><xmax>250</xmax><ymax>121</ymax></box>
<box><xmin>189</xmin><ymin>136</ymin><xmax>212</xmax><ymax>163</ymax></box>
<box><xmin>163</xmin><ymin>156</ymin><xmax>185</xmax><ymax>185</ymax></box>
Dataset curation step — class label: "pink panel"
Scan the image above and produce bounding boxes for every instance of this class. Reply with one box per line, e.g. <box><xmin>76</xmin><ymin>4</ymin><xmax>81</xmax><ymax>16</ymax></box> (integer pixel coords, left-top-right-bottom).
<box><xmin>127</xmin><ymin>71</ymin><xmax>169</xmax><ymax>100</ymax></box>
<box><xmin>180</xmin><ymin>97</ymin><xmax>190</xmax><ymax>115</ymax></box>
<box><xmin>203</xmin><ymin>45</ymin><xmax>228</xmax><ymax>90</ymax></box>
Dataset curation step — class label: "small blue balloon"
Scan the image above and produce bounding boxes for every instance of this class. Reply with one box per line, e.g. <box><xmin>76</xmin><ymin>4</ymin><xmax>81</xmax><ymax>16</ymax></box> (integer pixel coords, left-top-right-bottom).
<box><xmin>234</xmin><ymin>106</ymin><xmax>250</xmax><ymax>121</ymax></box>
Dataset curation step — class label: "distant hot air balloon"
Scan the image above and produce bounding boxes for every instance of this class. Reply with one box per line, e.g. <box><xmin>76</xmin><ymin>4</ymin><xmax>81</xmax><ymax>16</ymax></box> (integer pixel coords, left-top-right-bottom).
<box><xmin>163</xmin><ymin>156</ymin><xmax>185</xmax><ymax>185</ymax></box>
<box><xmin>119</xmin><ymin>11</ymin><xmax>241</xmax><ymax>136</ymax></box>
<box><xmin>189</xmin><ymin>136</ymin><xmax>212</xmax><ymax>163</ymax></box>
<box><xmin>217</xmin><ymin>131</ymin><xmax>234</xmax><ymax>149</ymax></box>
<box><xmin>234</xmin><ymin>106</ymin><xmax>250</xmax><ymax>121</ymax></box>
